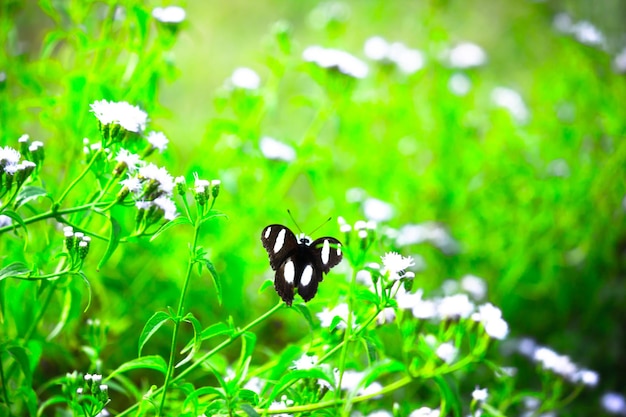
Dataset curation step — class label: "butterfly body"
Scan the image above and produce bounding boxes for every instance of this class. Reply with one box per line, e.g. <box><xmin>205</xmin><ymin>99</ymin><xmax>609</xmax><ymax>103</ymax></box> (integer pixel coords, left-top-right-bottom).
<box><xmin>261</xmin><ymin>224</ymin><xmax>343</xmax><ymax>306</ymax></box>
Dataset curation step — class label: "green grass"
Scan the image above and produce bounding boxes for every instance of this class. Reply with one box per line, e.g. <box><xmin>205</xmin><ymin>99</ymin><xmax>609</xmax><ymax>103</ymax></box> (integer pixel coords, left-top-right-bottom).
<box><xmin>1</xmin><ymin>1</ymin><xmax>625</xmax><ymax>416</ymax></box>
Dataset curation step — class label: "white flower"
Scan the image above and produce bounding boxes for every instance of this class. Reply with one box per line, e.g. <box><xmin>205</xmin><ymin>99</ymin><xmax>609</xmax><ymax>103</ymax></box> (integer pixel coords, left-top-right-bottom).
<box><xmin>363</xmin><ymin>197</ymin><xmax>394</xmax><ymax>222</ymax></box>
<box><xmin>244</xmin><ymin>377</ymin><xmax>264</xmax><ymax>394</ymax></box>
<box><xmin>115</xmin><ymin>149</ymin><xmax>142</xmax><ymax>172</ymax></box>
<box><xmin>388</xmin><ymin>42</ymin><xmax>424</xmax><ymax>74</ymax></box>
<box><xmin>409</xmin><ymin>407</ymin><xmax>441</xmax><ymax>417</ymax></box>
<box><xmin>152</xmin><ymin>6</ymin><xmax>186</xmax><ymax>23</ymax></box>
<box><xmin>447</xmin><ymin>42</ymin><xmax>487</xmax><ymax>68</ymax></box>
<box><xmin>94</xmin><ymin>409</ymin><xmax>110</xmax><ymax>417</ymax></box>
<box><xmin>573</xmin><ymin>369</ymin><xmax>599</xmax><ymax>387</ymax></box>
<box><xmin>18</xmin><ymin>134</ymin><xmax>29</xmax><ymax>143</ymax></box>
<box><xmin>364</xmin><ymin>36</ymin><xmax>389</xmax><ymax>61</ymax></box>
<box><xmin>317</xmin><ymin>303</ymin><xmax>351</xmax><ymax>329</ymax></box>
<box><xmin>194</xmin><ymin>173</ymin><xmax>210</xmax><ymax>194</ymax></box>
<box><xmin>147</xmin><ymin>131</ymin><xmax>168</xmax><ymax>152</ymax></box>
<box><xmin>395</xmin><ymin>287</ymin><xmax>423</xmax><ymax>309</ymax></box>
<box><xmin>437</xmin><ymin>294</ymin><xmax>474</xmax><ymax>319</ymax></box>
<box><xmin>269</xmin><ymin>395</ymin><xmax>294</xmax><ymax>417</ymax></box>
<box><xmin>448</xmin><ymin>73</ymin><xmax>471</xmax><ymax>96</ymax></box>
<box><xmin>303</xmin><ymin>45</ymin><xmax>369</xmax><ymax>79</ymax></box>
<box><xmin>472</xmin><ymin>386</ymin><xmax>488</xmax><ymax>402</ymax></box>
<box><xmin>533</xmin><ymin>347</ymin><xmax>577</xmax><ymax>379</ymax></box>
<box><xmin>381</xmin><ymin>252</ymin><xmax>415</xmax><ymax>281</ymax></box>
<box><xmin>435</xmin><ymin>342</ymin><xmax>457</xmax><ymax>364</ymax></box>
<box><xmin>0</xmin><ymin>146</ymin><xmax>21</xmax><ymax>166</ymax></box>
<box><xmin>293</xmin><ymin>354</ymin><xmax>318</xmax><ymax>370</ymax></box>
<box><xmin>0</xmin><ymin>215</ymin><xmax>11</xmax><ymax>227</ymax></box>
<box><xmin>90</xmin><ymin>100</ymin><xmax>148</xmax><ymax>133</ymax></box>
<box><xmin>601</xmin><ymin>392</ymin><xmax>626</xmax><ymax>414</ymax></box>
<box><xmin>460</xmin><ymin>275</ymin><xmax>487</xmax><ymax>300</ymax></box>
<box><xmin>376</xmin><ymin>307</ymin><xmax>396</xmax><ymax>325</ymax></box>
<box><xmin>259</xmin><ymin>136</ymin><xmax>296</xmax><ymax>162</ymax></box>
<box><xmin>154</xmin><ymin>196</ymin><xmax>178</xmax><ymax>220</ymax></box>
<box><xmin>230</xmin><ymin>67</ymin><xmax>261</xmax><ymax>90</ymax></box>
<box><xmin>491</xmin><ymin>87</ymin><xmax>529</xmax><ymax>123</ymax></box>
<box><xmin>366</xmin><ymin>411</ymin><xmax>392</xmax><ymax>417</ymax></box>
<box><xmin>99</xmin><ymin>384</ymin><xmax>108</xmax><ymax>392</ymax></box>
<box><xmin>613</xmin><ymin>47</ymin><xmax>626</xmax><ymax>73</ymax></box>
<box><xmin>571</xmin><ymin>20</ymin><xmax>605</xmax><ymax>47</ymax></box>
<box><xmin>483</xmin><ymin>316</ymin><xmax>509</xmax><ymax>340</ymax></box>
<box><xmin>120</xmin><ymin>176</ymin><xmax>142</xmax><ymax>193</ymax></box>
<box><xmin>395</xmin><ymin>222</ymin><xmax>459</xmax><ymax>254</ymax></box>
<box><xmin>139</xmin><ymin>163</ymin><xmax>174</xmax><ymax>195</ymax></box>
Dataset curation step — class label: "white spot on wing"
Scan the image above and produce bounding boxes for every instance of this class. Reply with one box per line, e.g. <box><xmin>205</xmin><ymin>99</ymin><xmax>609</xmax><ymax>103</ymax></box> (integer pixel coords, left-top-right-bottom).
<box><xmin>321</xmin><ymin>239</ymin><xmax>330</xmax><ymax>265</ymax></box>
<box><xmin>283</xmin><ymin>259</ymin><xmax>295</xmax><ymax>284</ymax></box>
<box><xmin>337</xmin><ymin>244</ymin><xmax>342</xmax><ymax>256</ymax></box>
<box><xmin>274</xmin><ymin>228</ymin><xmax>286</xmax><ymax>253</ymax></box>
<box><xmin>264</xmin><ymin>227</ymin><xmax>271</xmax><ymax>239</ymax></box>
<box><xmin>301</xmin><ymin>265</ymin><xmax>313</xmax><ymax>287</ymax></box>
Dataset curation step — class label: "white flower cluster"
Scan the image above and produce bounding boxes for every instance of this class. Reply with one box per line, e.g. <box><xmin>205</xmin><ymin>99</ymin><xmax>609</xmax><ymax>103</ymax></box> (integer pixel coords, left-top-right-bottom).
<box><xmin>553</xmin><ymin>13</ymin><xmax>606</xmax><ymax>49</ymax></box>
<box><xmin>445</xmin><ymin>42</ymin><xmax>487</xmax><ymax>69</ymax></box>
<box><xmin>516</xmin><ymin>338</ymin><xmax>599</xmax><ymax>387</ymax></box>
<box><xmin>395</xmin><ymin>288</ymin><xmax>509</xmax><ymax>340</ymax></box>
<box><xmin>0</xmin><ymin>145</ymin><xmax>36</xmax><ymax>178</ymax></box>
<box><xmin>152</xmin><ymin>6</ymin><xmax>186</xmax><ymax>24</ymax></box>
<box><xmin>364</xmin><ymin>36</ymin><xmax>425</xmax><ymax>74</ymax></box>
<box><xmin>391</xmin><ymin>222</ymin><xmax>460</xmax><ymax>255</ymax></box>
<box><xmin>229</xmin><ymin>67</ymin><xmax>261</xmax><ymax>90</ymax></box>
<box><xmin>303</xmin><ymin>45</ymin><xmax>369</xmax><ymax>79</ymax></box>
<box><xmin>90</xmin><ymin>100</ymin><xmax>148</xmax><ymax>133</ymax></box>
<box><xmin>120</xmin><ymin>163</ymin><xmax>177</xmax><ymax>221</ymax></box>
<box><xmin>259</xmin><ymin>136</ymin><xmax>296</xmax><ymax>162</ymax></box>
<box><xmin>316</xmin><ymin>303</ymin><xmax>353</xmax><ymax>330</ymax></box>
<box><xmin>491</xmin><ymin>86</ymin><xmax>529</xmax><ymax>124</ymax></box>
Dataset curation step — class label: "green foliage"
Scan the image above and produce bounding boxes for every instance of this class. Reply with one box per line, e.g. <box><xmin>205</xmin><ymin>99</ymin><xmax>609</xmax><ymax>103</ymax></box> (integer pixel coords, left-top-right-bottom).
<box><xmin>1</xmin><ymin>1</ymin><xmax>625</xmax><ymax>416</ymax></box>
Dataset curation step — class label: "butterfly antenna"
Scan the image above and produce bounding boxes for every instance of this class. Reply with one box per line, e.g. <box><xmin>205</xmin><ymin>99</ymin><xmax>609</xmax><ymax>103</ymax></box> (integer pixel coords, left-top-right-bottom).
<box><xmin>287</xmin><ymin>209</ymin><xmax>304</xmax><ymax>234</ymax></box>
<box><xmin>309</xmin><ymin>217</ymin><xmax>332</xmax><ymax>236</ymax></box>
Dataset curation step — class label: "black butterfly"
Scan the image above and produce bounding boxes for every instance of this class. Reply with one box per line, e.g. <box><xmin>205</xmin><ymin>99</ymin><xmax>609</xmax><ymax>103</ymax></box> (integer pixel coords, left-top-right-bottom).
<box><xmin>261</xmin><ymin>224</ymin><xmax>343</xmax><ymax>306</ymax></box>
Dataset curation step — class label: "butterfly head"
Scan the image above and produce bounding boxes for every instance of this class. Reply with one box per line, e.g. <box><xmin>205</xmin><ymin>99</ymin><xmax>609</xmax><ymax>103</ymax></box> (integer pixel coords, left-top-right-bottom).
<box><xmin>297</xmin><ymin>233</ymin><xmax>312</xmax><ymax>245</ymax></box>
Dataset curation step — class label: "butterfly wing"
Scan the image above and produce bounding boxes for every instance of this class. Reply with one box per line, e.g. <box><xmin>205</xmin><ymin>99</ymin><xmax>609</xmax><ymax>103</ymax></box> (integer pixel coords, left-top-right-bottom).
<box><xmin>310</xmin><ymin>237</ymin><xmax>343</xmax><ymax>274</ymax></box>
<box><xmin>261</xmin><ymin>224</ymin><xmax>300</xmax><ymax>305</ymax></box>
<box><xmin>296</xmin><ymin>237</ymin><xmax>343</xmax><ymax>302</ymax></box>
<box><xmin>260</xmin><ymin>224</ymin><xmax>299</xmax><ymax>270</ymax></box>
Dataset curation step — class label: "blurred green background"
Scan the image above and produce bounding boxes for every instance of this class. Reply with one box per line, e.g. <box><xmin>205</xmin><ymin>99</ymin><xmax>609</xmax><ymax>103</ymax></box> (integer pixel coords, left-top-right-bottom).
<box><xmin>2</xmin><ymin>0</ymin><xmax>626</xmax><ymax>414</ymax></box>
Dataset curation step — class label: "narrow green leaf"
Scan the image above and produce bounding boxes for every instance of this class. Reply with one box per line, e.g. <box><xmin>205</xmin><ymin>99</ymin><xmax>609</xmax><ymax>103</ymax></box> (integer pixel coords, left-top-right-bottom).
<box><xmin>198</xmin><ymin>210</ymin><xmax>228</xmax><ymax>226</ymax></box>
<box><xmin>240</xmin><ymin>403</ymin><xmax>260</xmax><ymax>416</ymax></box>
<box><xmin>433</xmin><ymin>375</ymin><xmax>462</xmax><ymax>417</ymax></box>
<box><xmin>182</xmin><ymin>322</ymin><xmax>233</xmax><ymax>353</ymax></box>
<box><xmin>199</xmin><ymin>257</ymin><xmax>222</xmax><ymax>305</ymax></box>
<box><xmin>0</xmin><ymin>262</ymin><xmax>31</xmax><ymax>281</ymax></box>
<box><xmin>15</xmin><ymin>186</ymin><xmax>49</xmax><ymax>208</ymax></box>
<box><xmin>107</xmin><ymin>355</ymin><xmax>168</xmax><ymax>379</ymax></box>
<box><xmin>97</xmin><ymin>215</ymin><xmax>122</xmax><ymax>270</ymax></box>
<box><xmin>293</xmin><ymin>303</ymin><xmax>314</xmax><ymax>329</ymax></box>
<box><xmin>258</xmin><ymin>279</ymin><xmax>274</xmax><ymax>294</ymax></box>
<box><xmin>361</xmin><ymin>359</ymin><xmax>406</xmax><ymax>389</ymax></box>
<box><xmin>150</xmin><ymin>215</ymin><xmax>191</xmax><ymax>242</ymax></box>
<box><xmin>7</xmin><ymin>345</ymin><xmax>32</xmax><ymax>385</ymax></box>
<box><xmin>37</xmin><ymin>395</ymin><xmax>68</xmax><ymax>417</ymax></box>
<box><xmin>138</xmin><ymin>311</ymin><xmax>172</xmax><ymax>356</ymax></box>
<box><xmin>361</xmin><ymin>335</ymin><xmax>379</xmax><ymax>365</ymax></box>
<box><xmin>47</xmin><ymin>286</ymin><xmax>73</xmax><ymax>341</ymax></box>
<box><xmin>176</xmin><ymin>314</ymin><xmax>203</xmax><ymax>368</ymax></box>
<box><xmin>0</xmin><ymin>210</ymin><xmax>28</xmax><ymax>237</ymax></box>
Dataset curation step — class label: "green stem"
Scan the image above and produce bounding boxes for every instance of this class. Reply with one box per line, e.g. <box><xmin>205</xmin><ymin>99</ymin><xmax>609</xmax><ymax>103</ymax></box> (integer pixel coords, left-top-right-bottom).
<box><xmin>0</xmin><ymin>357</ymin><xmax>10</xmax><ymax>408</ymax></box>
<box><xmin>0</xmin><ymin>201</ymin><xmax>112</xmax><ymax>234</ymax></box>
<box><xmin>260</xmin><ymin>375</ymin><xmax>412</xmax><ymax>415</ymax></box>
<box><xmin>336</xmin><ymin>267</ymin><xmax>358</xmax><ymax>414</ymax></box>
<box><xmin>157</xmin><ymin>221</ymin><xmax>201</xmax><ymax>416</ymax></box>
<box><xmin>56</xmin><ymin>149</ymin><xmax>104</xmax><ymax>207</ymax></box>
<box><xmin>116</xmin><ymin>301</ymin><xmax>284</xmax><ymax>417</ymax></box>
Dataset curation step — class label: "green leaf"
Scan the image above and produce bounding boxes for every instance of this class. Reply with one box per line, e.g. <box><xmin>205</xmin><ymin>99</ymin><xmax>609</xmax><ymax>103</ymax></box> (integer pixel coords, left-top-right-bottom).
<box><xmin>138</xmin><ymin>311</ymin><xmax>172</xmax><ymax>356</ymax></box>
<box><xmin>176</xmin><ymin>313</ymin><xmax>203</xmax><ymax>368</ymax></box>
<box><xmin>258</xmin><ymin>279</ymin><xmax>274</xmax><ymax>294</ymax></box>
<box><xmin>78</xmin><ymin>272</ymin><xmax>92</xmax><ymax>312</ymax></box>
<box><xmin>97</xmin><ymin>214</ymin><xmax>122</xmax><ymax>270</ymax></box>
<box><xmin>15</xmin><ymin>186</ymin><xmax>49</xmax><ymax>208</ymax></box>
<box><xmin>433</xmin><ymin>375</ymin><xmax>462</xmax><ymax>417</ymax></box>
<box><xmin>47</xmin><ymin>285</ymin><xmax>78</xmax><ymax>341</ymax></box>
<box><xmin>107</xmin><ymin>355</ymin><xmax>168</xmax><ymax>379</ymax></box>
<box><xmin>293</xmin><ymin>303</ymin><xmax>314</xmax><ymax>329</ymax></box>
<box><xmin>198</xmin><ymin>209</ymin><xmax>228</xmax><ymax>226</ymax></box>
<box><xmin>36</xmin><ymin>395</ymin><xmax>68</xmax><ymax>417</ymax></box>
<box><xmin>0</xmin><ymin>262</ymin><xmax>31</xmax><ymax>281</ymax></box>
<box><xmin>150</xmin><ymin>215</ymin><xmax>191</xmax><ymax>242</ymax></box>
<box><xmin>182</xmin><ymin>322</ymin><xmax>233</xmax><ymax>353</ymax></box>
<box><xmin>361</xmin><ymin>359</ymin><xmax>406</xmax><ymax>389</ymax></box>
<box><xmin>182</xmin><ymin>386</ymin><xmax>226</xmax><ymax>412</ymax></box>
<box><xmin>0</xmin><ymin>210</ymin><xmax>28</xmax><ymax>237</ymax></box>
<box><xmin>269</xmin><ymin>369</ymin><xmax>333</xmax><ymax>403</ymax></box>
<box><xmin>240</xmin><ymin>403</ymin><xmax>260</xmax><ymax>417</ymax></box>
<box><xmin>7</xmin><ymin>345</ymin><xmax>32</xmax><ymax>385</ymax></box>
<box><xmin>198</xmin><ymin>256</ymin><xmax>222</xmax><ymax>305</ymax></box>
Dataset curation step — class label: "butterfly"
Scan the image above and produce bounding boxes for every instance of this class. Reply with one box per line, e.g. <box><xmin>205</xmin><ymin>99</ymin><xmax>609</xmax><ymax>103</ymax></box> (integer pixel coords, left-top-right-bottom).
<box><xmin>261</xmin><ymin>224</ymin><xmax>343</xmax><ymax>306</ymax></box>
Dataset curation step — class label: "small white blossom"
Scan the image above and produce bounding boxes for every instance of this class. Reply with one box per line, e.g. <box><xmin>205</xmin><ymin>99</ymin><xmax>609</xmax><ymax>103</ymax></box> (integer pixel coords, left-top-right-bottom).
<box><xmin>491</xmin><ymin>87</ymin><xmax>529</xmax><ymax>123</ymax></box>
<box><xmin>230</xmin><ymin>67</ymin><xmax>261</xmax><ymax>90</ymax></box>
<box><xmin>99</xmin><ymin>384</ymin><xmax>108</xmax><ymax>392</ymax></box>
<box><xmin>460</xmin><ymin>275</ymin><xmax>487</xmax><ymax>300</ymax></box>
<box><xmin>366</xmin><ymin>411</ymin><xmax>392</xmax><ymax>417</ymax></box>
<box><xmin>376</xmin><ymin>307</ymin><xmax>396</xmax><ymax>325</ymax></box>
<box><xmin>244</xmin><ymin>377</ymin><xmax>264</xmax><ymax>394</ymax></box>
<box><xmin>194</xmin><ymin>173</ymin><xmax>210</xmax><ymax>194</ymax></box>
<box><xmin>317</xmin><ymin>303</ymin><xmax>352</xmax><ymax>329</ymax></box>
<box><xmin>601</xmin><ymin>392</ymin><xmax>626</xmax><ymax>415</ymax></box>
<box><xmin>138</xmin><ymin>163</ymin><xmax>174</xmax><ymax>195</ymax></box>
<box><xmin>115</xmin><ymin>149</ymin><xmax>142</xmax><ymax>172</ymax></box>
<box><xmin>120</xmin><ymin>176</ymin><xmax>142</xmax><ymax>193</ymax></box>
<box><xmin>472</xmin><ymin>386</ymin><xmax>488</xmax><ymax>402</ymax></box>
<box><xmin>0</xmin><ymin>215</ymin><xmax>11</xmax><ymax>227</ymax></box>
<box><xmin>573</xmin><ymin>369</ymin><xmax>599</xmax><ymax>387</ymax></box>
<box><xmin>437</xmin><ymin>294</ymin><xmax>474</xmax><ymax>319</ymax></box>
<box><xmin>154</xmin><ymin>196</ymin><xmax>178</xmax><ymax>220</ymax></box>
<box><xmin>435</xmin><ymin>342</ymin><xmax>457</xmax><ymax>364</ymax></box>
<box><xmin>381</xmin><ymin>252</ymin><xmax>415</xmax><ymax>281</ymax></box>
<box><xmin>363</xmin><ymin>197</ymin><xmax>394</xmax><ymax>222</ymax></box>
<box><xmin>448</xmin><ymin>73</ymin><xmax>471</xmax><ymax>95</ymax></box>
<box><xmin>259</xmin><ymin>136</ymin><xmax>296</xmax><ymax>162</ymax></box>
<box><xmin>146</xmin><ymin>131</ymin><xmax>168</xmax><ymax>152</ymax></box>
<box><xmin>447</xmin><ymin>42</ymin><xmax>487</xmax><ymax>68</ymax></box>
<box><xmin>90</xmin><ymin>100</ymin><xmax>148</xmax><ymax>133</ymax></box>
<box><xmin>152</xmin><ymin>6</ymin><xmax>186</xmax><ymax>23</ymax></box>
<box><xmin>303</xmin><ymin>45</ymin><xmax>369</xmax><ymax>79</ymax></box>
<box><xmin>0</xmin><ymin>146</ymin><xmax>21</xmax><ymax>166</ymax></box>
<box><xmin>409</xmin><ymin>407</ymin><xmax>441</xmax><ymax>417</ymax></box>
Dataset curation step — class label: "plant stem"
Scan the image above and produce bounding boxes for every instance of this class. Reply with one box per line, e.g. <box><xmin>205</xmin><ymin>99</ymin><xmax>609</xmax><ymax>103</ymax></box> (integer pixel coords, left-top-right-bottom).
<box><xmin>335</xmin><ymin>267</ymin><xmax>358</xmax><ymax>415</ymax></box>
<box><xmin>157</xmin><ymin>221</ymin><xmax>201</xmax><ymax>416</ymax></box>
<box><xmin>116</xmin><ymin>301</ymin><xmax>284</xmax><ymax>417</ymax></box>
<box><xmin>0</xmin><ymin>358</ymin><xmax>10</xmax><ymax>409</ymax></box>
<box><xmin>56</xmin><ymin>149</ymin><xmax>104</xmax><ymax>207</ymax></box>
